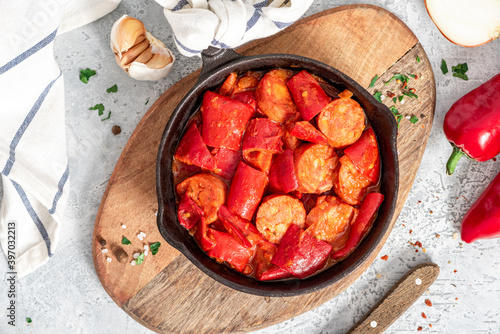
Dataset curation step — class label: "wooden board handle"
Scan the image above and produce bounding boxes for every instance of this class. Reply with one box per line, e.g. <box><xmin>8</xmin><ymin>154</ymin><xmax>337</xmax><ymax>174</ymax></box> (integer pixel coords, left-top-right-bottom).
<box><xmin>347</xmin><ymin>263</ymin><xmax>440</xmax><ymax>333</ymax></box>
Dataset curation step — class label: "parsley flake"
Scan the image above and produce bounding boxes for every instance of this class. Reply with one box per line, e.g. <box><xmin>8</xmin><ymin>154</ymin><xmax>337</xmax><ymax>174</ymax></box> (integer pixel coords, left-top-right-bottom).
<box><xmin>410</xmin><ymin>115</ymin><xmax>419</xmax><ymax>124</ymax></box>
<box><xmin>26</xmin><ymin>317</ymin><xmax>32</xmax><ymax>324</ymax></box>
<box><xmin>385</xmin><ymin>74</ymin><xmax>410</xmax><ymax>86</ymax></box>
<box><xmin>107</xmin><ymin>84</ymin><xmax>118</xmax><ymax>93</ymax></box>
<box><xmin>369</xmin><ymin>75</ymin><xmax>379</xmax><ymax>88</ymax></box>
<box><xmin>416</xmin><ymin>56</ymin><xmax>421</xmax><ymax>63</ymax></box>
<box><xmin>373</xmin><ymin>91</ymin><xmax>382</xmax><ymax>102</ymax></box>
<box><xmin>407</xmin><ymin>73</ymin><xmax>417</xmax><ymax>79</ymax></box>
<box><xmin>122</xmin><ymin>236</ymin><xmax>131</xmax><ymax>245</ymax></box>
<box><xmin>403</xmin><ymin>91</ymin><xmax>418</xmax><ymax>99</ymax></box>
<box><xmin>89</xmin><ymin>104</ymin><xmax>105</xmax><ymax>116</ymax></box>
<box><xmin>145</xmin><ymin>99</ymin><xmax>149</xmax><ymax>105</ymax></box>
<box><xmin>452</xmin><ymin>63</ymin><xmax>469</xmax><ymax>81</ymax></box>
<box><xmin>150</xmin><ymin>242</ymin><xmax>161</xmax><ymax>255</ymax></box>
<box><xmin>390</xmin><ymin>106</ymin><xmax>403</xmax><ymax>126</ymax></box>
<box><xmin>392</xmin><ymin>97</ymin><xmax>397</xmax><ymax>104</ymax></box>
<box><xmin>101</xmin><ymin>111</ymin><xmax>111</xmax><ymax>121</ymax></box>
<box><xmin>398</xmin><ymin>95</ymin><xmax>404</xmax><ymax>102</ymax></box>
<box><xmin>80</xmin><ymin>68</ymin><xmax>96</xmax><ymax>84</ymax></box>
<box><xmin>441</xmin><ymin>59</ymin><xmax>448</xmax><ymax>74</ymax></box>
<box><xmin>135</xmin><ymin>253</ymin><xmax>145</xmax><ymax>265</ymax></box>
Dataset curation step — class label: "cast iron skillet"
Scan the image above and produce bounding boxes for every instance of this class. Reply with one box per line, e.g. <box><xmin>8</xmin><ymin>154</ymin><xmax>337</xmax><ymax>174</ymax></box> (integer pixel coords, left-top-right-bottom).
<box><xmin>156</xmin><ymin>47</ymin><xmax>399</xmax><ymax>297</ymax></box>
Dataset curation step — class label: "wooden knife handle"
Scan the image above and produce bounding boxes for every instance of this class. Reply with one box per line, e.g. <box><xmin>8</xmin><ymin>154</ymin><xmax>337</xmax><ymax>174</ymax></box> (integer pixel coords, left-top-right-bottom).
<box><xmin>347</xmin><ymin>263</ymin><xmax>440</xmax><ymax>334</ymax></box>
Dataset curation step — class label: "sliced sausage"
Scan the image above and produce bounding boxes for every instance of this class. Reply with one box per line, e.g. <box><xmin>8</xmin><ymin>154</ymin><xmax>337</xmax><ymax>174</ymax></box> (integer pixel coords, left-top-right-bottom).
<box><xmin>255</xmin><ymin>69</ymin><xmax>299</xmax><ymax>123</ymax></box>
<box><xmin>334</xmin><ymin>155</ymin><xmax>372</xmax><ymax>205</ymax></box>
<box><xmin>176</xmin><ymin>173</ymin><xmax>227</xmax><ymax>224</ymax></box>
<box><xmin>305</xmin><ymin>196</ymin><xmax>356</xmax><ymax>251</ymax></box>
<box><xmin>317</xmin><ymin>89</ymin><xmax>365</xmax><ymax>148</ymax></box>
<box><xmin>294</xmin><ymin>143</ymin><xmax>339</xmax><ymax>194</ymax></box>
<box><xmin>256</xmin><ymin>195</ymin><xmax>306</xmax><ymax>244</ymax></box>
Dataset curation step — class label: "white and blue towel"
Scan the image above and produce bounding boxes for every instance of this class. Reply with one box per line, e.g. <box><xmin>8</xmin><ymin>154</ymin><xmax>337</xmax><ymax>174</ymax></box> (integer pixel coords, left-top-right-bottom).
<box><xmin>0</xmin><ymin>1</ymin><xmax>120</xmax><ymax>278</ymax></box>
<box><xmin>156</xmin><ymin>0</ymin><xmax>313</xmax><ymax>57</ymax></box>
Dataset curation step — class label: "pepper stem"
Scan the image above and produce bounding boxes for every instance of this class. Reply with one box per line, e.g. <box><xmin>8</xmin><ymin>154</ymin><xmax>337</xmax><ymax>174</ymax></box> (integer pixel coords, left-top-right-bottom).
<box><xmin>446</xmin><ymin>145</ymin><xmax>465</xmax><ymax>175</ymax></box>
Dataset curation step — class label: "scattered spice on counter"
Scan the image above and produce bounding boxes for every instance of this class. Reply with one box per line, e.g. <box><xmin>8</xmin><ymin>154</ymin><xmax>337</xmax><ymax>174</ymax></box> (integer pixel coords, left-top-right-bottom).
<box><xmin>418</xmin><ymin>200</ymin><xmax>422</xmax><ymax>204</ymax></box>
<box><xmin>26</xmin><ymin>317</ymin><xmax>32</xmax><ymax>324</ymax></box>
<box><xmin>409</xmin><ymin>229</ymin><xmax>413</xmax><ymax>234</ymax></box>
<box><xmin>429</xmin><ymin>210</ymin><xmax>433</xmax><ymax>214</ymax></box>
<box><xmin>133</xmin><ymin>253</ymin><xmax>140</xmax><ymax>259</ymax></box>
<box><xmin>150</xmin><ymin>242</ymin><xmax>161</xmax><ymax>255</ymax></box>
<box><xmin>99</xmin><ymin>239</ymin><xmax>106</xmax><ymax>246</ymax></box>
<box><xmin>373</xmin><ymin>91</ymin><xmax>383</xmax><ymax>102</ymax></box>
<box><xmin>107</xmin><ymin>84</ymin><xmax>118</xmax><ymax>93</ymax></box>
<box><xmin>410</xmin><ymin>115</ymin><xmax>419</xmax><ymax>124</ymax></box>
<box><xmin>454</xmin><ymin>269</ymin><xmax>457</xmax><ymax>273</ymax></box>
<box><xmin>429</xmin><ymin>324</ymin><xmax>433</xmax><ymax>328</ymax></box>
<box><xmin>416</xmin><ymin>56</ymin><xmax>421</xmax><ymax>63</ymax></box>
<box><xmin>376</xmin><ymin>273</ymin><xmax>382</xmax><ymax>279</ymax></box>
<box><xmin>381</xmin><ymin>255</ymin><xmax>389</xmax><ymax>261</ymax></box>
<box><xmin>441</xmin><ymin>59</ymin><xmax>448</xmax><ymax>74</ymax></box>
<box><xmin>101</xmin><ymin>111</ymin><xmax>111</xmax><ymax>121</ymax></box>
<box><xmin>422</xmin><ymin>312</ymin><xmax>427</xmax><ymax>319</ymax></box>
<box><xmin>387</xmin><ymin>91</ymin><xmax>396</xmax><ymax>98</ymax></box>
<box><xmin>112</xmin><ymin>125</ymin><xmax>121</xmax><ymax>135</ymax></box>
<box><xmin>436</xmin><ymin>234</ymin><xmax>440</xmax><ymax>238</ymax></box>
<box><xmin>106</xmin><ymin>257</ymin><xmax>112</xmax><ymax>262</ymax></box>
<box><xmin>451</xmin><ymin>284</ymin><xmax>457</xmax><ymax>287</ymax></box>
<box><xmin>417</xmin><ymin>326</ymin><xmax>423</xmax><ymax>331</ymax></box>
<box><xmin>101</xmin><ymin>248</ymin><xmax>108</xmax><ymax>254</ymax></box>
<box><xmin>130</xmin><ymin>260</ymin><xmax>136</xmax><ymax>266</ymax></box>
<box><xmin>452</xmin><ymin>63</ymin><xmax>469</xmax><ymax>81</ymax></box>
<box><xmin>135</xmin><ymin>252</ymin><xmax>145</xmax><ymax>265</ymax></box>
<box><xmin>455</xmin><ymin>297</ymin><xmax>458</xmax><ymax>300</ymax></box>
<box><xmin>425</xmin><ymin>299</ymin><xmax>433</xmax><ymax>307</ymax></box>
<box><xmin>423</xmin><ymin>248</ymin><xmax>427</xmax><ymax>253</ymax></box>
<box><xmin>145</xmin><ymin>99</ymin><xmax>150</xmax><ymax>105</ymax></box>
<box><xmin>452</xmin><ymin>232</ymin><xmax>458</xmax><ymax>240</ymax></box>
<box><xmin>121</xmin><ymin>224</ymin><xmax>127</xmax><ymax>229</ymax></box>
<box><xmin>80</xmin><ymin>68</ymin><xmax>96</xmax><ymax>84</ymax></box>
<box><xmin>122</xmin><ymin>236</ymin><xmax>131</xmax><ymax>245</ymax></box>
<box><xmin>369</xmin><ymin>75</ymin><xmax>379</xmax><ymax>87</ymax></box>
<box><xmin>89</xmin><ymin>103</ymin><xmax>105</xmax><ymax>116</ymax></box>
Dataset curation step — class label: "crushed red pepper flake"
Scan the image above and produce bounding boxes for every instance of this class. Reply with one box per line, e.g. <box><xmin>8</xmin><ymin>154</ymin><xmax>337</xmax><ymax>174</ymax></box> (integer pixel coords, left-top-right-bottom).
<box><xmin>409</xmin><ymin>229</ymin><xmax>413</xmax><ymax>234</ymax></box>
<box><xmin>425</xmin><ymin>299</ymin><xmax>433</xmax><ymax>307</ymax></box>
<box><xmin>422</xmin><ymin>312</ymin><xmax>427</xmax><ymax>319</ymax></box>
<box><xmin>381</xmin><ymin>255</ymin><xmax>389</xmax><ymax>261</ymax></box>
<box><xmin>429</xmin><ymin>324</ymin><xmax>433</xmax><ymax>328</ymax></box>
<box><xmin>454</xmin><ymin>269</ymin><xmax>457</xmax><ymax>273</ymax></box>
<box><xmin>418</xmin><ymin>200</ymin><xmax>422</xmax><ymax>204</ymax></box>
<box><xmin>417</xmin><ymin>327</ymin><xmax>423</xmax><ymax>331</ymax></box>
<box><xmin>387</xmin><ymin>91</ymin><xmax>396</xmax><ymax>98</ymax></box>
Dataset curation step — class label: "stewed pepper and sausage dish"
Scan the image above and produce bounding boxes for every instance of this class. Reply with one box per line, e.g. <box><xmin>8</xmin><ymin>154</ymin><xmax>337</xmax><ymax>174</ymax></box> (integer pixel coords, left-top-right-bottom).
<box><xmin>172</xmin><ymin>68</ymin><xmax>384</xmax><ymax>281</ymax></box>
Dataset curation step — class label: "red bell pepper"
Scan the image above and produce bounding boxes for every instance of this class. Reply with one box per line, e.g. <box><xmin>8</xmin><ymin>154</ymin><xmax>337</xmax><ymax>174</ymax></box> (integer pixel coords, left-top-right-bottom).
<box><xmin>258</xmin><ymin>265</ymin><xmax>293</xmax><ymax>281</ymax></box>
<box><xmin>211</xmin><ymin>147</ymin><xmax>241</xmax><ymax>181</ymax></box>
<box><xmin>444</xmin><ymin>73</ymin><xmax>500</xmax><ymax>175</ymax></box>
<box><xmin>177</xmin><ymin>193</ymin><xmax>204</xmax><ymax>229</ymax></box>
<box><xmin>227</xmin><ymin>162</ymin><xmax>268</xmax><ymax>220</ymax></box>
<box><xmin>243</xmin><ymin>150</ymin><xmax>274</xmax><ymax>174</ymax></box>
<box><xmin>461</xmin><ymin>171</ymin><xmax>500</xmax><ymax>243</ymax></box>
<box><xmin>194</xmin><ymin>218</ymin><xmax>215</xmax><ymax>252</ymax></box>
<box><xmin>201</xmin><ymin>91</ymin><xmax>254</xmax><ymax>150</ymax></box>
<box><xmin>289</xmin><ymin>121</ymin><xmax>328</xmax><ymax>145</ymax></box>
<box><xmin>242</xmin><ymin>118</ymin><xmax>284</xmax><ymax>154</ymax></box>
<box><xmin>174</xmin><ymin>122</ymin><xmax>216</xmax><ymax>170</ymax></box>
<box><xmin>343</xmin><ymin>127</ymin><xmax>380</xmax><ymax>184</ymax></box>
<box><xmin>268</xmin><ymin>149</ymin><xmax>298</xmax><ymax>193</ymax></box>
<box><xmin>218</xmin><ymin>205</ymin><xmax>265</xmax><ymax>247</ymax></box>
<box><xmin>331</xmin><ymin>192</ymin><xmax>384</xmax><ymax>260</ymax></box>
<box><xmin>206</xmin><ymin>229</ymin><xmax>252</xmax><ymax>273</ymax></box>
<box><xmin>231</xmin><ymin>91</ymin><xmax>257</xmax><ymax>111</ymax></box>
<box><xmin>271</xmin><ymin>224</ymin><xmax>332</xmax><ymax>279</ymax></box>
<box><xmin>287</xmin><ymin>70</ymin><xmax>331</xmax><ymax>121</ymax></box>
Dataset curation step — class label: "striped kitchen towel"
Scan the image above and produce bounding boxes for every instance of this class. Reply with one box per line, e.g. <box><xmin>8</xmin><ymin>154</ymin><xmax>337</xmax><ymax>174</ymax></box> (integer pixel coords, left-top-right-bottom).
<box><xmin>156</xmin><ymin>0</ymin><xmax>313</xmax><ymax>57</ymax></box>
<box><xmin>0</xmin><ymin>0</ymin><xmax>120</xmax><ymax>278</ymax></box>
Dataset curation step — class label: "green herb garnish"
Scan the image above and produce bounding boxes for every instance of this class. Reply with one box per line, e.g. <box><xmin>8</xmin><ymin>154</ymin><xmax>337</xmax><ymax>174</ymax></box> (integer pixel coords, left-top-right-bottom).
<box><xmin>26</xmin><ymin>318</ymin><xmax>32</xmax><ymax>324</ymax></box>
<box><xmin>373</xmin><ymin>91</ymin><xmax>382</xmax><ymax>102</ymax></box>
<box><xmin>89</xmin><ymin>104</ymin><xmax>105</xmax><ymax>116</ymax></box>
<box><xmin>398</xmin><ymin>95</ymin><xmax>404</xmax><ymax>102</ymax></box>
<box><xmin>150</xmin><ymin>242</ymin><xmax>161</xmax><ymax>255</ymax></box>
<box><xmin>409</xmin><ymin>115</ymin><xmax>419</xmax><ymax>124</ymax></box>
<box><xmin>145</xmin><ymin>99</ymin><xmax>149</xmax><ymax>105</ymax></box>
<box><xmin>407</xmin><ymin>73</ymin><xmax>417</xmax><ymax>79</ymax></box>
<box><xmin>369</xmin><ymin>75</ymin><xmax>379</xmax><ymax>88</ymax></box>
<box><xmin>80</xmin><ymin>68</ymin><xmax>96</xmax><ymax>84</ymax></box>
<box><xmin>106</xmin><ymin>84</ymin><xmax>118</xmax><ymax>93</ymax></box>
<box><xmin>416</xmin><ymin>56</ymin><xmax>421</xmax><ymax>63</ymax></box>
<box><xmin>441</xmin><ymin>59</ymin><xmax>448</xmax><ymax>74</ymax></box>
<box><xmin>392</xmin><ymin>97</ymin><xmax>397</xmax><ymax>104</ymax></box>
<box><xmin>390</xmin><ymin>106</ymin><xmax>403</xmax><ymax>126</ymax></box>
<box><xmin>385</xmin><ymin>73</ymin><xmax>410</xmax><ymax>86</ymax></box>
<box><xmin>122</xmin><ymin>236</ymin><xmax>131</xmax><ymax>245</ymax></box>
<box><xmin>452</xmin><ymin>63</ymin><xmax>469</xmax><ymax>81</ymax></box>
<box><xmin>101</xmin><ymin>111</ymin><xmax>111</xmax><ymax>121</ymax></box>
<box><xmin>135</xmin><ymin>253</ymin><xmax>145</xmax><ymax>265</ymax></box>
<box><xmin>403</xmin><ymin>91</ymin><xmax>418</xmax><ymax>99</ymax></box>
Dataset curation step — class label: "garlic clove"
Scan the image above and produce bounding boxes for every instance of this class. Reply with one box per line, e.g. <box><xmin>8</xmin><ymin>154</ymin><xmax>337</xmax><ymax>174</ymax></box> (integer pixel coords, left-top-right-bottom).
<box><xmin>110</xmin><ymin>15</ymin><xmax>175</xmax><ymax>81</ymax></box>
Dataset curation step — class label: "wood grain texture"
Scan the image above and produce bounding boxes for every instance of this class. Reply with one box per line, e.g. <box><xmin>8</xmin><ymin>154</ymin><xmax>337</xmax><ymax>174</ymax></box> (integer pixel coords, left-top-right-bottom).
<box><xmin>92</xmin><ymin>4</ymin><xmax>436</xmax><ymax>333</ymax></box>
<box><xmin>347</xmin><ymin>263</ymin><xmax>440</xmax><ymax>334</ymax></box>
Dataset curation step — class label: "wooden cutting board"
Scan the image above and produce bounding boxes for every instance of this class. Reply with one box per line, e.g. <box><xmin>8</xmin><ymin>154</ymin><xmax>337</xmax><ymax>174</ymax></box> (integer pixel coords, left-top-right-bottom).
<box><xmin>92</xmin><ymin>5</ymin><xmax>436</xmax><ymax>334</ymax></box>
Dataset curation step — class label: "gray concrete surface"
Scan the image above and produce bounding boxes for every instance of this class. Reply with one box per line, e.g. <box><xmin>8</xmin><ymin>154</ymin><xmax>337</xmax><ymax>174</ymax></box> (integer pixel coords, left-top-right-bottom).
<box><xmin>1</xmin><ymin>0</ymin><xmax>500</xmax><ymax>333</ymax></box>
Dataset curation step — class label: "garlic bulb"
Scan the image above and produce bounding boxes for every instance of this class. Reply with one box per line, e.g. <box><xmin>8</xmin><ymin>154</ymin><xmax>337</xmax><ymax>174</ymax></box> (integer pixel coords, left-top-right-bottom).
<box><xmin>110</xmin><ymin>15</ymin><xmax>175</xmax><ymax>81</ymax></box>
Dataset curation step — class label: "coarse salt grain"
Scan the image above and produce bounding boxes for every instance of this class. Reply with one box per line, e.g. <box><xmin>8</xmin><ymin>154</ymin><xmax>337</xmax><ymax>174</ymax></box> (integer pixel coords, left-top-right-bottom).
<box><xmin>107</xmin><ymin>257</ymin><xmax>112</xmax><ymax>263</ymax></box>
<box><xmin>121</xmin><ymin>224</ymin><xmax>126</xmax><ymax>229</ymax></box>
<box><xmin>102</xmin><ymin>248</ymin><xmax>108</xmax><ymax>254</ymax></box>
<box><xmin>452</xmin><ymin>232</ymin><xmax>458</xmax><ymax>239</ymax></box>
<box><xmin>137</xmin><ymin>234</ymin><xmax>144</xmax><ymax>241</ymax></box>
<box><xmin>133</xmin><ymin>253</ymin><xmax>140</xmax><ymax>259</ymax></box>
<box><xmin>130</xmin><ymin>261</ymin><xmax>136</xmax><ymax>266</ymax></box>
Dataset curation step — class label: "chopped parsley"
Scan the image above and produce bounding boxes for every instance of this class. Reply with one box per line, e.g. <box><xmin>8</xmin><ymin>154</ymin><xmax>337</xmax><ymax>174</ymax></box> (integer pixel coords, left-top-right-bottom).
<box><xmin>390</xmin><ymin>106</ymin><xmax>403</xmax><ymax>126</ymax></box>
<box><xmin>150</xmin><ymin>242</ymin><xmax>161</xmax><ymax>255</ymax></box>
<box><xmin>145</xmin><ymin>99</ymin><xmax>149</xmax><ymax>105</ymax></box>
<box><xmin>416</xmin><ymin>55</ymin><xmax>421</xmax><ymax>63</ymax></box>
<box><xmin>452</xmin><ymin>63</ymin><xmax>468</xmax><ymax>80</ymax></box>
<box><xmin>385</xmin><ymin>73</ymin><xmax>410</xmax><ymax>86</ymax></box>
<box><xmin>106</xmin><ymin>84</ymin><xmax>118</xmax><ymax>93</ymax></box>
<box><xmin>135</xmin><ymin>252</ymin><xmax>145</xmax><ymax>265</ymax></box>
<box><xmin>121</xmin><ymin>236</ymin><xmax>131</xmax><ymax>245</ymax></box>
<box><xmin>89</xmin><ymin>104</ymin><xmax>105</xmax><ymax>116</ymax></box>
<box><xmin>403</xmin><ymin>91</ymin><xmax>418</xmax><ymax>99</ymax></box>
<box><xmin>441</xmin><ymin>59</ymin><xmax>448</xmax><ymax>74</ymax></box>
<box><xmin>373</xmin><ymin>91</ymin><xmax>382</xmax><ymax>102</ymax></box>
<box><xmin>80</xmin><ymin>68</ymin><xmax>96</xmax><ymax>84</ymax></box>
<box><xmin>407</xmin><ymin>73</ymin><xmax>417</xmax><ymax>79</ymax></box>
<box><xmin>101</xmin><ymin>111</ymin><xmax>111</xmax><ymax>121</ymax></box>
<box><xmin>410</xmin><ymin>115</ymin><xmax>419</xmax><ymax>124</ymax></box>
<box><xmin>26</xmin><ymin>317</ymin><xmax>32</xmax><ymax>324</ymax></box>
<box><xmin>398</xmin><ymin>95</ymin><xmax>404</xmax><ymax>102</ymax></box>
<box><xmin>369</xmin><ymin>75</ymin><xmax>379</xmax><ymax>88</ymax></box>
<box><xmin>392</xmin><ymin>97</ymin><xmax>397</xmax><ymax>104</ymax></box>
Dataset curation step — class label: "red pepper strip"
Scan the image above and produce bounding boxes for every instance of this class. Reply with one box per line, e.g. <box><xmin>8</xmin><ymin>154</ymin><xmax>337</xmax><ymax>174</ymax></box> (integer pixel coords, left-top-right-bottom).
<box><xmin>174</xmin><ymin>122</ymin><xmax>216</xmax><ymax>170</ymax></box>
<box><xmin>220</xmin><ymin>217</ymin><xmax>253</xmax><ymax>248</ymax></box>
<box><xmin>268</xmin><ymin>149</ymin><xmax>298</xmax><ymax>193</ymax></box>
<box><xmin>218</xmin><ymin>205</ymin><xmax>264</xmax><ymax>246</ymax></box>
<box><xmin>211</xmin><ymin>147</ymin><xmax>241</xmax><ymax>181</ymax></box>
<box><xmin>444</xmin><ymin>73</ymin><xmax>500</xmax><ymax>175</ymax></box>
<box><xmin>206</xmin><ymin>229</ymin><xmax>252</xmax><ymax>273</ymax></box>
<box><xmin>331</xmin><ymin>192</ymin><xmax>384</xmax><ymax>260</ymax></box>
<box><xmin>461</xmin><ymin>171</ymin><xmax>500</xmax><ymax>243</ymax></box>
<box><xmin>243</xmin><ymin>150</ymin><xmax>274</xmax><ymax>174</ymax></box>
<box><xmin>289</xmin><ymin>121</ymin><xmax>328</xmax><ymax>145</ymax></box>
<box><xmin>242</xmin><ymin>118</ymin><xmax>284</xmax><ymax>154</ymax></box>
<box><xmin>253</xmin><ymin>242</ymin><xmax>286</xmax><ymax>281</ymax></box>
<box><xmin>194</xmin><ymin>218</ymin><xmax>215</xmax><ymax>252</ymax></box>
<box><xmin>177</xmin><ymin>193</ymin><xmax>204</xmax><ymax>229</ymax></box>
<box><xmin>231</xmin><ymin>91</ymin><xmax>257</xmax><ymax>111</ymax></box>
<box><xmin>287</xmin><ymin>70</ymin><xmax>331</xmax><ymax>121</ymax></box>
<box><xmin>271</xmin><ymin>224</ymin><xmax>332</xmax><ymax>279</ymax></box>
<box><xmin>343</xmin><ymin>128</ymin><xmax>380</xmax><ymax>184</ymax></box>
<box><xmin>227</xmin><ymin>162</ymin><xmax>268</xmax><ymax>220</ymax></box>
<box><xmin>258</xmin><ymin>265</ymin><xmax>293</xmax><ymax>281</ymax></box>
<box><xmin>201</xmin><ymin>91</ymin><xmax>254</xmax><ymax>150</ymax></box>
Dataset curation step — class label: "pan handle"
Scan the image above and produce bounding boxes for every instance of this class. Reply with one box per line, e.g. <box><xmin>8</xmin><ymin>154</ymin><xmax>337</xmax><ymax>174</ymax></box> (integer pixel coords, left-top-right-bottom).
<box><xmin>198</xmin><ymin>47</ymin><xmax>244</xmax><ymax>83</ymax></box>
